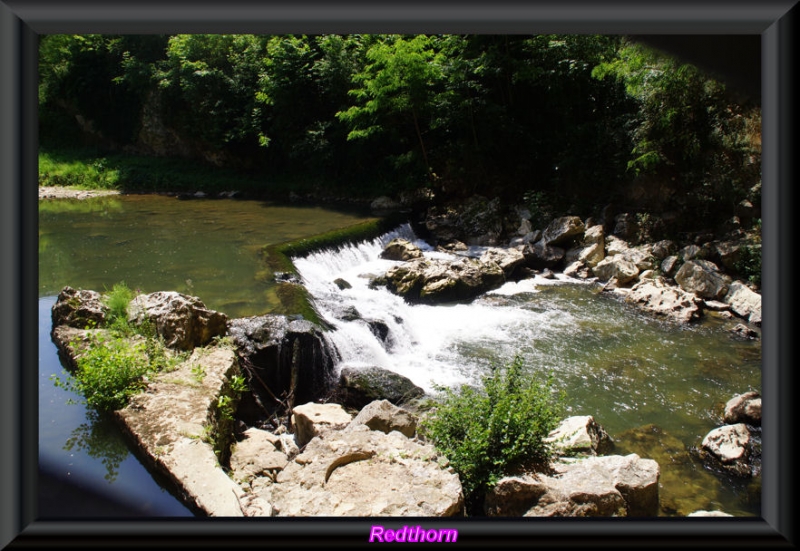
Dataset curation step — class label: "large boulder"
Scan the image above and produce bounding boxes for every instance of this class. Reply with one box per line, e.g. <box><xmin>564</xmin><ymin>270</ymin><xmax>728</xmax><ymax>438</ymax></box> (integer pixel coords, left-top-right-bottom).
<box><xmin>338</xmin><ymin>366</ymin><xmax>425</xmax><ymax>409</ymax></box>
<box><xmin>592</xmin><ymin>256</ymin><xmax>640</xmax><ymax>285</ymax></box>
<box><xmin>484</xmin><ymin>454</ymin><xmax>659</xmax><ymax>517</ymax></box>
<box><xmin>624</xmin><ymin>278</ymin><xmax>702</xmax><ymax>324</ymax></box>
<box><xmin>479</xmin><ymin>247</ymin><xmax>526</xmax><ymax>279</ymax></box>
<box><xmin>674</xmin><ymin>260</ymin><xmax>732</xmax><ymax>301</ymax></box>
<box><xmin>51</xmin><ymin>286</ymin><xmax>108</xmax><ymax>329</ymax></box>
<box><xmin>128</xmin><ymin>291</ymin><xmax>228</xmax><ymax>351</ymax></box>
<box><xmin>522</xmin><ymin>240</ymin><xmax>566</xmax><ymax>270</ymax></box>
<box><xmin>228</xmin><ymin>315</ymin><xmax>337</xmax><ymax>412</ymax></box>
<box><xmin>541</xmin><ymin>216</ymin><xmax>586</xmax><ymax>247</ymax></box>
<box><xmin>565</xmin><ymin>242</ymin><xmax>604</xmax><ymax>269</ymax></box>
<box><xmin>380</xmin><ymin>256</ymin><xmax>505</xmax><ymax>304</ymax></box>
<box><xmin>264</xmin><ymin>424</ymin><xmax>464</xmax><ymax>516</ymax></box>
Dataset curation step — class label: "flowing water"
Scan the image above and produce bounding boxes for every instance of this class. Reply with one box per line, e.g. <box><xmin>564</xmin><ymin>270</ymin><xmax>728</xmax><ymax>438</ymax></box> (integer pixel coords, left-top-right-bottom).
<box><xmin>39</xmin><ymin>196</ymin><xmax>761</xmax><ymax>517</ymax></box>
<box><xmin>293</xmin><ymin>224</ymin><xmax>762</xmax><ymax>517</ymax></box>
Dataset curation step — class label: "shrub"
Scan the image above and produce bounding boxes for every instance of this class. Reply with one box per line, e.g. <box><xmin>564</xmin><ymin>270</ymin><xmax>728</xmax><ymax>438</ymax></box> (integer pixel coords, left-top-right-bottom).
<box><xmin>418</xmin><ymin>355</ymin><xmax>566</xmax><ymax>513</ymax></box>
<box><xmin>53</xmin><ymin>332</ymin><xmax>152</xmax><ymax>411</ymax></box>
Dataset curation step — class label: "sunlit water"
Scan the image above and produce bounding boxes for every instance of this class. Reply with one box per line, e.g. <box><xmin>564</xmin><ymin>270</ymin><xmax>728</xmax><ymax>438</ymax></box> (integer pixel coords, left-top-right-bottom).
<box><xmin>294</xmin><ymin>225</ymin><xmax>762</xmax><ymax>517</ymax></box>
<box><xmin>39</xmin><ymin>197</ymin><xmax>761</xmax><ymax>517</ymax></box>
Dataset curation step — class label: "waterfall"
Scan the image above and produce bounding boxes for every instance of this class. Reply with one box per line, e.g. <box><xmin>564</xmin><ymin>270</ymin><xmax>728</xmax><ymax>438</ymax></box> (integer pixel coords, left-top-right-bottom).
<box><xmin>292</xmin><ymin>224</ymin><xmax>582</xmax><ymax>393</ymax></box>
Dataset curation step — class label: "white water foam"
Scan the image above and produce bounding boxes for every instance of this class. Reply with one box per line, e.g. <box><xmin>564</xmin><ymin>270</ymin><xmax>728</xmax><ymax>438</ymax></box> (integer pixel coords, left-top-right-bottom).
<box><xmin>293</xmin><ymin>225</ymin><xmax>584</xmax><ymax>393</ymax></box>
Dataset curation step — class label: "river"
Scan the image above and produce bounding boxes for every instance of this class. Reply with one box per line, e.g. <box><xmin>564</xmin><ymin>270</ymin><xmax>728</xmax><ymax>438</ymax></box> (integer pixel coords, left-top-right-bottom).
<box><xmin>39</xmin><ymin>194</ymin><xmax>761</xmax><ymax>517</ymax></box>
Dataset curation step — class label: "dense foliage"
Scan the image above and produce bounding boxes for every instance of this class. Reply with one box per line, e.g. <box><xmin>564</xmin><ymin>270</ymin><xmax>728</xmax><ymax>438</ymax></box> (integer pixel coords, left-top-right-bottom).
<box><xmin>39</xmin><ymin>34</ymin><xmax>761</xmax><ymax>227</ymax></box>
<box><xmin>419</xmin><ymin>356</ymin><xmax>566</xmax><ymax>512</ymax></box>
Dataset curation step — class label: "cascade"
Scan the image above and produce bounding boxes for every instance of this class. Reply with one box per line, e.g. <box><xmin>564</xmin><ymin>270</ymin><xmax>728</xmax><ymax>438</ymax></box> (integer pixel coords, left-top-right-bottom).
<box><xmin>293</xmin><ymin>225</ymin><xmax>582</xmax><ymax>393</ymax></box>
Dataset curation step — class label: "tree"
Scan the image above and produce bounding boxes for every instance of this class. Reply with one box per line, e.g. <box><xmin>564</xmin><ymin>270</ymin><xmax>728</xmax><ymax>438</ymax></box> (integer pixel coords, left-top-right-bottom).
<box><xmin>337</xmin><ymin>35</ymin><xmax>448</xmax><ymax>185</ymax></box>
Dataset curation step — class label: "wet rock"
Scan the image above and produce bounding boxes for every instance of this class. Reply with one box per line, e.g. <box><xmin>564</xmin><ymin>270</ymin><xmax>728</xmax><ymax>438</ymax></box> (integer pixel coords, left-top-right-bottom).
<box><xmin>723</xmin><ymin>391</ymin><xmax>761</xmax><ymax>426</ymax></box>
<box><xmin>380</xmin><ymin>238</ymin><xmax>423</xmax><ymax>261</ymax></box>
<box><xmin>730</xmin><ymin>323</ymin><xmax>759</xmax><ymax>339</ymax></box>
<box><xmin>381</xmin><ymin>256</ymin><xmax>505</xmax><ymax>304</ymax></box>
<box><xmin>229</xmin><ymin>315</ymin><xmax>337</xmax><ymax>410</ymax></box>
<box><xmin>699</xmin><ymin>423</ymin><xmax>760</xmax><ymax>478</ymax></box>
<box><xmin>333</xmin><ymin>278</ymin><xmax>352</xmax><ymax>290</ymax></box>
<box><xmin>522</xmin><ymin>240</ymin><xmax>566</xmax><ymax>270</ymax></box>
<box><xmin>338</xmin><ymin>366</ymin><xmax>425</xmax><ymax>409</ymax></box>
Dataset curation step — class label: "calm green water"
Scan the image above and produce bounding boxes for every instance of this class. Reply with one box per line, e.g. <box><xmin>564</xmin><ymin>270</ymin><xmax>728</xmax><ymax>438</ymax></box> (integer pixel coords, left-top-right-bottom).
<box><xmin>39</xmin><ymin>194</ymin><xmax>761</xmax><ymax>517</ymax></box>
<box><xmin>39</xmin><ymin>194</ymin><xmax>376</xmax><ymax>318</ymax></box>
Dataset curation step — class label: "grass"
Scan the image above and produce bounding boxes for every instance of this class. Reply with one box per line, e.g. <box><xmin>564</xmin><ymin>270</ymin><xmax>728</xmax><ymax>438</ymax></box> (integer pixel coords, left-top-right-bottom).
<box><xmin>38</xmin><ymin>144</ymin><xmax>291</xmax><ymax>197</ymax></box>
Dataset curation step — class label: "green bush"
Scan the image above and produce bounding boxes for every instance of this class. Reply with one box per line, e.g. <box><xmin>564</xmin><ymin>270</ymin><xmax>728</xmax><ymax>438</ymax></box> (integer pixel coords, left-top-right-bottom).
<box><xmin>53</xmin><ymin>332</ymin><xmax>152</xmax><ymax>411</ymax></box>
<box><xmin>419</xmin><ymin>355</ymin><xmax>566</xmax><ymax>513</ymax></box>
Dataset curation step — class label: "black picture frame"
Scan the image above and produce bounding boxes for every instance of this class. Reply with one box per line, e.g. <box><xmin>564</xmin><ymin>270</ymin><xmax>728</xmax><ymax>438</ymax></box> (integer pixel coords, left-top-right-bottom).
<box><xmin>2</xmin><ymin>1</ymin><xmax>795</xmax><ymax>547</ymax></box>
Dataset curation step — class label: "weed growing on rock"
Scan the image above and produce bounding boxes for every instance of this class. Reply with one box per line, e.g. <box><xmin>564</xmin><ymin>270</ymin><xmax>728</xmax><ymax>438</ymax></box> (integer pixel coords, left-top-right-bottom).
<box><xmin>419</xmin><ymin>355</ymin><xmax>566</xmax><ymax>513</ymax></box>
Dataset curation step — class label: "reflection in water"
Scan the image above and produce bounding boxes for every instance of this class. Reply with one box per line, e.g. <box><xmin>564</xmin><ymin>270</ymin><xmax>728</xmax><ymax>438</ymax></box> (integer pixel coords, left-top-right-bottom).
<box><xmin>63</xmin><ymin>410</ymin><xmax>129</xmax><ymax>483</ymax></box>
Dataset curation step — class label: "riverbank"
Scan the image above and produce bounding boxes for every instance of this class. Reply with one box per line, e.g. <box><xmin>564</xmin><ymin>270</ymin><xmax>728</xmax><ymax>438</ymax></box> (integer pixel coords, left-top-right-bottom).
<box><xmin>39</xmin><ymin>186</ymin><xmax>121</xmax><ymax>200</ymax></box>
